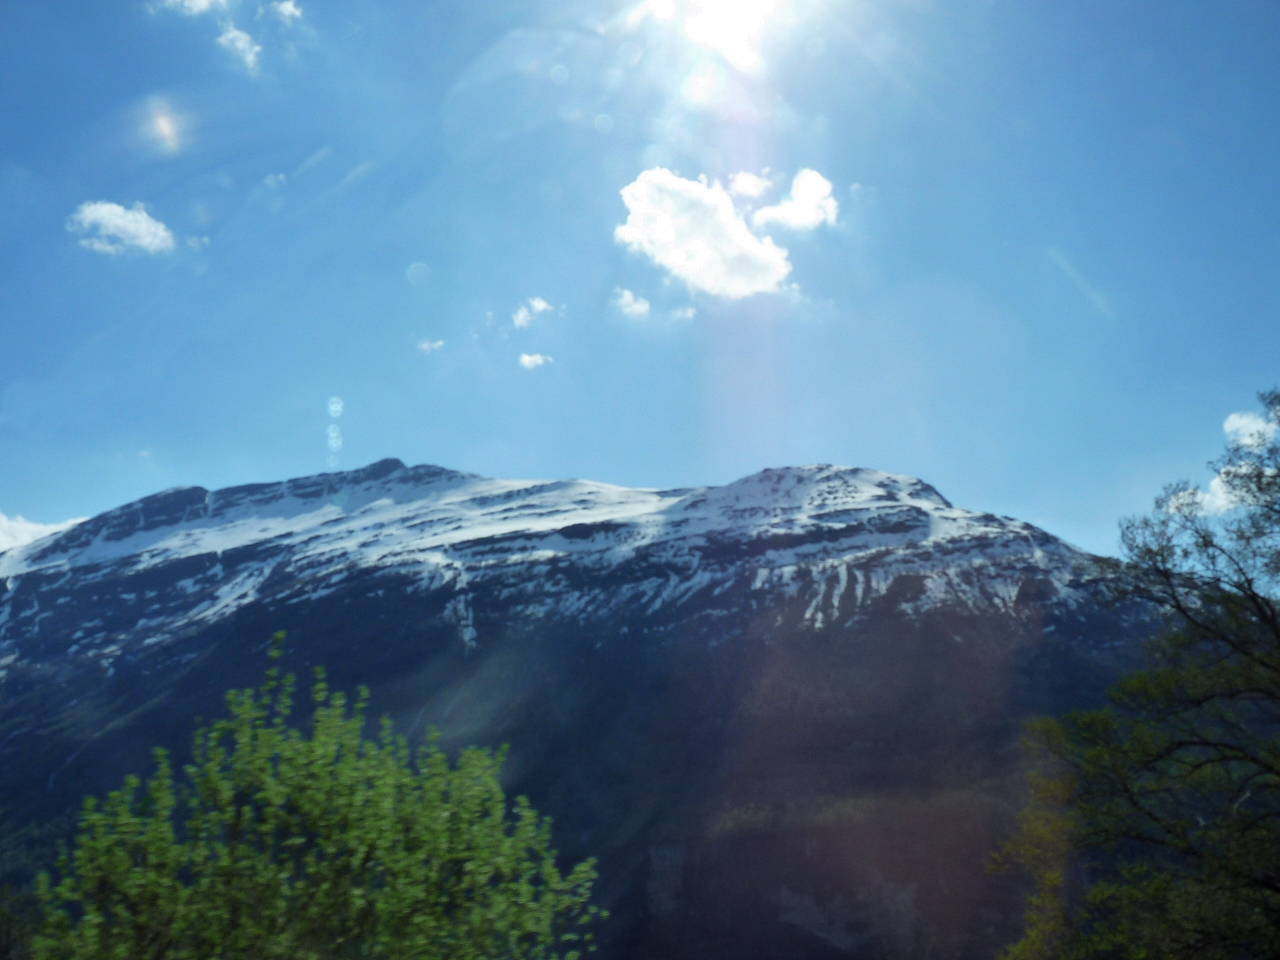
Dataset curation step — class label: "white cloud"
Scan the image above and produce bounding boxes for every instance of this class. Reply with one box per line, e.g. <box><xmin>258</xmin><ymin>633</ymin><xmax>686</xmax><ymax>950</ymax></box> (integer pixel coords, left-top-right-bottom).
<box><xmin>752</xmin><ymin>169</ymin><xmax>838</xmax><ymax>230</ymax></box>
<box><xmin>614</xmin><ymin>167</ymin><xmax>791</xmax><ymax>299</ymax></box>
<box><xmin>0</xmin><ymin>512</ymin><xmax>83</xmax><ymax>553</ymax></box>
<box><xmin>671</xmin><ymin>306</ymin><xmax>696</xmax><ymax>320</ymax></box>
<box><xmin>1199</xmin><ymin>474</ymin><xmax>1237</xmax><ymax>514</ymax></box>
<box><xmin>728</xmin><ymin>171</ymin><xmax>771</xmax><ymax>198</ymax></box>
<box><xmin>1170</xmin><ymin>468</ymin><xmax>1245</xmax><ymax>517</ymax></box>
<box><xmin>1224</xmin><ymin>411</ymin><xmax>1277</xmax><ymax>449</ymax></box>
<box><xmin>613</xmin><ymin>288</ymin><xmax>650</xmax><ymax>318</ymax></box>
<box><xmin>513</xmin><ymin>297</ymin><xmax>553</xmax><ymax>327</ymax></box>
<box><xmin>217</xmin><ymin>23</ymin><xmax>261</xmax><ymax>71</ymax></box>
<box><xmin>1169</xmin><ymin>460</ymin><xmax>1280</xmax><ymax>516</ymax></box>
<box><xmin>161</xmin><ymin>0</ymin><xmax>226</xmax><ymax>13</ymax></box>
<box><xmin>67</xmin><ymin>201</ymin><xmax>176</xmax><ymax>255</ymax></box>
<box><xmin>264</xmin><ymin>173</ymin><xmax>286</xmax><ymax>188</ymax></box>
<box><xmin>1160</xmin><ymin>407</ymin><xmax>1280</xmax><ymax>518</ymax></box>
<box><xmin>519</xmin><ymin>353</ymin><xmax>552</xmax><ymax>369</ymax></box>
<box><xmin>272</xmin><ymin>0</ymin><xmax>302</xmax><ymax>23</ymax></box>
<box><xmin>417</xmin><ymin>339</ymin><xmax>445</xmax><ymax>353</ymax></box>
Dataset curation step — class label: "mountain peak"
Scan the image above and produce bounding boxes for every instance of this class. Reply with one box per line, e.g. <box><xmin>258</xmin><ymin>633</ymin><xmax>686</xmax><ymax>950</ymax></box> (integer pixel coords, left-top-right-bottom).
<box><xmin>730</xmin><ymin>464</ymin><xmax>953</xmax><ymax>509</ymax></box>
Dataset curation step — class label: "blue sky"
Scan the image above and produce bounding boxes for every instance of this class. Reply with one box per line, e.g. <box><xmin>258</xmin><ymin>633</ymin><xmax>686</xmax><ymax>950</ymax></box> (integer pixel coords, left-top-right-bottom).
<box><xmin>1</xmin><ymin>0</ymin><xmax>1278</xmax><ymax>556</ymax></box>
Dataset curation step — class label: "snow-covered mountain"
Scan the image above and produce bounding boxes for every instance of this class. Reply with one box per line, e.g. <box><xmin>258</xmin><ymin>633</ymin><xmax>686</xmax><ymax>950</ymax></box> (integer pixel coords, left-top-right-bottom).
<box><xmin>0</xmin><ymin>460</ymin><xmax>1147</xmax><ymax>960</ymax></box>
<box><xmin>1</xmin><ymin>459</ymin><xmax>1089</xmax><ymax>664</ymax></box>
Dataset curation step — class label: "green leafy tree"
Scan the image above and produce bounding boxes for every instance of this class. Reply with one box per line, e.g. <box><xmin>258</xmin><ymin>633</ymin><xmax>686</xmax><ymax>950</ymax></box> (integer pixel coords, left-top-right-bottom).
<box><xmin>997</xmin><ymin>389</ymin><xmax>1280</xmax><ymax>960</ymax></box>
<box><xmin>33</xmin><ymin>639</ymin><xmax>602</xmax><ymax>960</ymax></box>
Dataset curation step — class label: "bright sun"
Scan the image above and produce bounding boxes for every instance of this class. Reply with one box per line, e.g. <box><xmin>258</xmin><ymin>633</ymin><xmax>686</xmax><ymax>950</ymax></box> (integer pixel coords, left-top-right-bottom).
<box><xmin>633</xmin><ymin>0</ymin><xmax>789</xmax><ymax>72</ymax></box>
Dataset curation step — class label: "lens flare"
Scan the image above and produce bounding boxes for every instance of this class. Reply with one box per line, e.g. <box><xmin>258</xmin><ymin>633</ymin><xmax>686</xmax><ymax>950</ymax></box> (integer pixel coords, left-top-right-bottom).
<box><xmin>141</xmin><ymin>97</ymin><xmax>185</xmax><ymax>153</ymax></box>
<box><xmin>154</xmin><ymin>113</ymin><xmax>177</xmax><ymax>149</ymax></box>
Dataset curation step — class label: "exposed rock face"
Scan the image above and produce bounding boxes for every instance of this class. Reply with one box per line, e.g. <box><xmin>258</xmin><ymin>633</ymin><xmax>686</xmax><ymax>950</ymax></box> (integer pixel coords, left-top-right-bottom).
<box><xmin>0</xmin><ymin>459</ymin><xmax>1148</xmax><ymax>959</ymax></box>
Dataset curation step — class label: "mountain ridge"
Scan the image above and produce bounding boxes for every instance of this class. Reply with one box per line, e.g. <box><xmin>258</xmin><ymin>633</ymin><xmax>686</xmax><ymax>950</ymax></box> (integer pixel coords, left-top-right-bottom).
<box><xmin>1</xmin><ymin>459</ymin><xmax>1088</xmax><ymax>671</ymax></box>
<box><xmin>0</xmin><ymin>459</ymin><xmax>1143</xmax><ymax>960</ymax></box>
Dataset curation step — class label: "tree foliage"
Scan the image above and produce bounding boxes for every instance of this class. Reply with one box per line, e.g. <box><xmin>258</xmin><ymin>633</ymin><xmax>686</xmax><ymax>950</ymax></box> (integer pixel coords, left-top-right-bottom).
<box><xmin>0</xmin><ymin>887</ymin><xmax>36</xmax><ymax>960</ymax></box>
<box><xmin>998</xmin><ymin>389</ymin><xmax>1280</xmax><ymax>960</ymax></box>
<box><xmin>32</xmin><ymin>640</ymin><xmax>602</xmax><ymax>960</ymax></box>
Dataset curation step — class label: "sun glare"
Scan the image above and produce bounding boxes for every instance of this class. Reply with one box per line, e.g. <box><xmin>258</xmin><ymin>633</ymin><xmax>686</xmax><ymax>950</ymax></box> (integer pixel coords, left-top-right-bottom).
<box><xmin>685</xmin><ymin>0</ymin><xmax>783</xmax><ymax>70</ymax></box>
<box><xmin>630</xmin><ymin>0</ymin><xmax>790</xmax><ymax>72</ymax></box>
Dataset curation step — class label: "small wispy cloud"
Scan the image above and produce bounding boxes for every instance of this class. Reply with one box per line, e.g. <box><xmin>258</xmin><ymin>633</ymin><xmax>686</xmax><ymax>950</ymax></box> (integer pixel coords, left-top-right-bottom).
<box><xmin>519</xmin><ymin>353</ymin><xmax>552</xmax><ymax>369</ymax></box>
<box><xmin>67</xmin><ymin>201</ymin><xmax>175</xmax><ymax>255</ymax></box>
<box><xmin>157</xmin><ymin>0</ymin><xmax>280</xmax><ymax>75</ymax></box>
<box><xmin>160</xmin><ymin>0</ymin><xmax>226</xmax><ymax>13</ymax></box>
<box><xmin>513</xmin><ymin>297</ymin><xmax>554</xmax><ymax>327</ymax></box>
<box><xmin>613</xmin><ymin>288</ymin><xmax>650</xmax><ymax>318</ymax></box>
<box><xmin>1047</xmin><ymin>247</ymin><xmax>1114</xmax><ymax>319</ymax></box>
<box><xmin>341</xmin><ymin>161</ymin><xmax>375</xmax><ymax>187</ymax></box>
<box><xmin>295</xmin><ymin>147</ymin><xmax>330</xmax><ymax>175</ymax></box>
<box><xmin>217</xmin><ymin>23</ymin><xmax>261</xmax><ymax>71</ymax></box>
<box><xmin>271</xmin><ymin>0</ymin><xmax>302</xmax><ymax>24</ymax></box>
<box><xmin>263</xmin><ymin>173</ymin><xmax>286</xmax><ymax>188</ymax></box>
<box><xmin>417</xmin><ymin>339</ymin><xmax>445</xmax><ymax>353</ymax></box>
<box><xmin>751</xmin><ymin>169</ymin><xmax>838</xmax><ymax>230</ymax></box>
<box><xmin>671</xmin><ymin>306</ymin><xmax>696</xmax><ymax>320</ymax></box>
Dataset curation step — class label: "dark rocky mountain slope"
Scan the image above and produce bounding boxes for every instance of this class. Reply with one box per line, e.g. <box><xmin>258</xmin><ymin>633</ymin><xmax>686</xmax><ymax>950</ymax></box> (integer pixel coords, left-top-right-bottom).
<box><xmin>0</xmin><ymin>459</ymin><xmax>1150</xmax><ymax>959</ymax></box>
